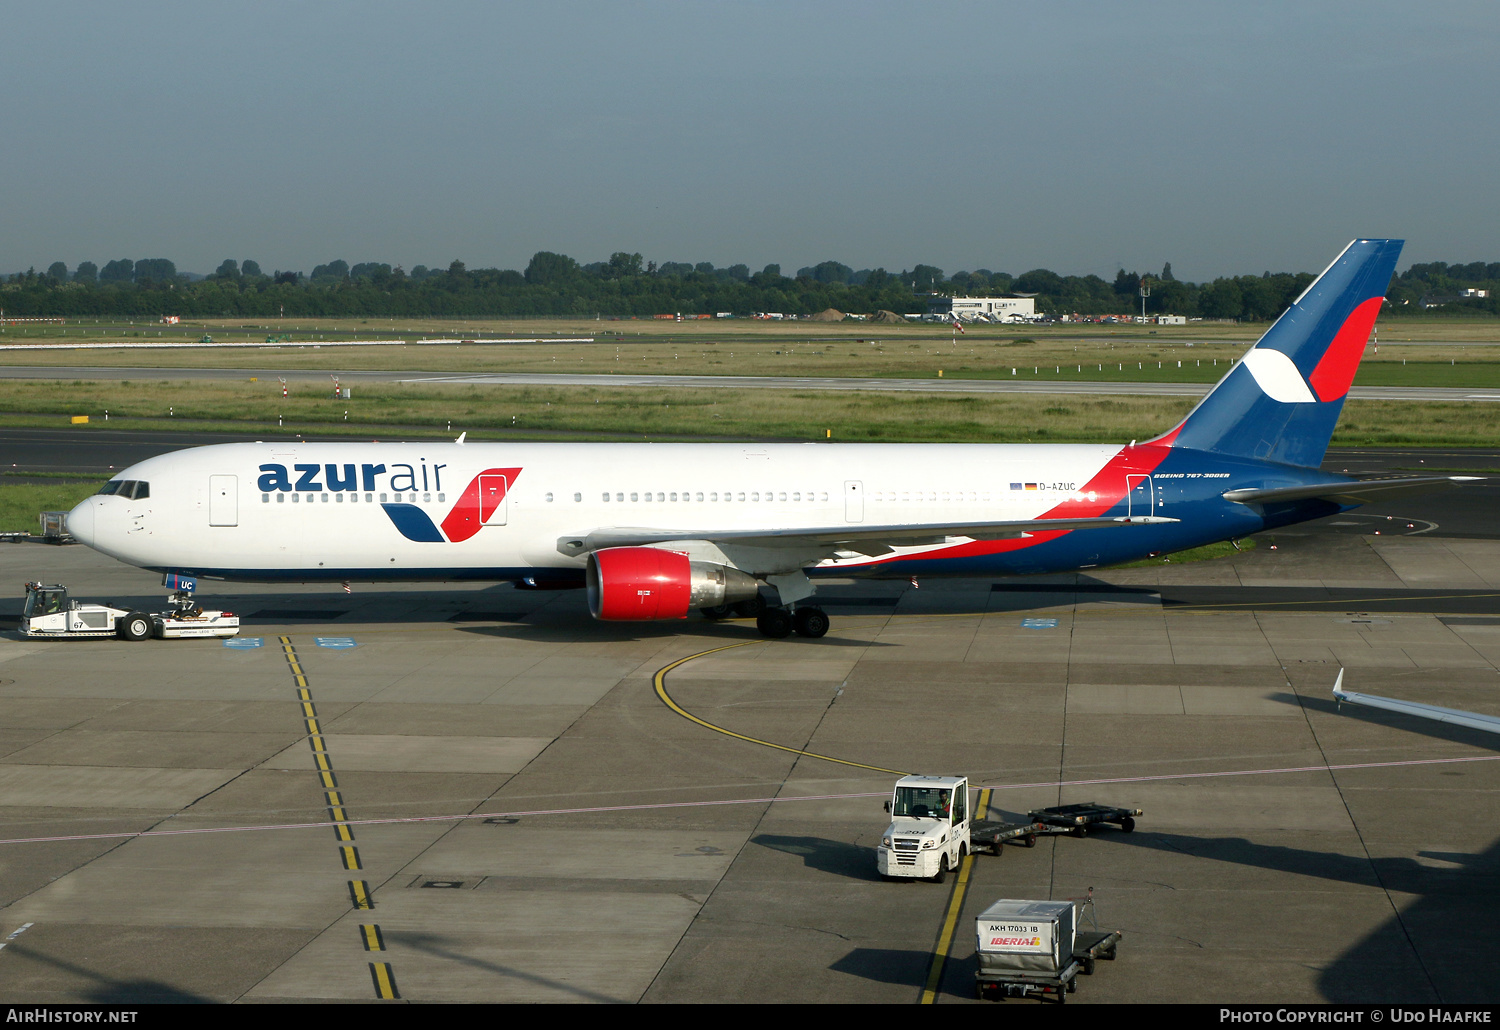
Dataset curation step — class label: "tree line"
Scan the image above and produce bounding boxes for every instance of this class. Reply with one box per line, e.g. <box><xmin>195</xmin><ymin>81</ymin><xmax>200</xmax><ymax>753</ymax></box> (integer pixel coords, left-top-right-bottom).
<box><xmin>3</xmin><ymin>251</ymin><xmax>1497</xmax><ymax>321</ymax></box>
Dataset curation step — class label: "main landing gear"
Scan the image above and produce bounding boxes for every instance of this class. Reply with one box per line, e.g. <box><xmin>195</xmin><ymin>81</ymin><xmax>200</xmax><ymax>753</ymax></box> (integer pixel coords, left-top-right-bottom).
<box><xmin>698</xmin><ymin>595</ymin><xmax>830</xmax><ymax>639</ymax></box>
<box><xmin>756</xmin><ymin>605</ymin><xmax>829</xmax><ymax>639</ymax></box>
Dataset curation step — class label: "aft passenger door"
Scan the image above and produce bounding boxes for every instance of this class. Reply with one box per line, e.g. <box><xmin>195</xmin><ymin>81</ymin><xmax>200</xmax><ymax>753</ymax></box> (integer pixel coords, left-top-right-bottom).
<box><xmin>1126</xmin><ymin>475</ymin><xmax>1155</xmax><ymax>518</ymax></box>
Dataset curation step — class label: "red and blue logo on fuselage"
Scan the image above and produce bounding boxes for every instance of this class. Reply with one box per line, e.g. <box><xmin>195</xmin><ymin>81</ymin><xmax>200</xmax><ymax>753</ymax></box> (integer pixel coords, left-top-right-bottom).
<box><xmin>385</xmin><ymin>467</ymin><xmax>522</xmax><ymax>543</ymax></box>
<box><xmin>256</xmin><ymin>460</ymin><xmax>521</xmax><ymax>543</ymax></box>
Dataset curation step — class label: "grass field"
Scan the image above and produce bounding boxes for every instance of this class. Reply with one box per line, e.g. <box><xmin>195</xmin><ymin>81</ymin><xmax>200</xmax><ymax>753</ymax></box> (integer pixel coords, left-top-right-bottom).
<box><xmin>1</xmin><ymin>378</ymin><xmax>1496</xmax><ymax>449</ymax></box>
<box><xmin>0</xmin><ymin>479</ymin><xmax>107</xmax><ymax>533</ymax></box>
<box><xmin>1109</xmin><ymin>538</ymin><xmax>1256</xmax><ymax>568</ymax></box>
<box><xmin>2</xmin><ymin>317</ymin><xmax>1498</xmax><ymax>385</ymax></box>
<box><xmin>3</xmin><ymin>317</ymin><xmax>1499</xmax><ymax>527</ymax></box>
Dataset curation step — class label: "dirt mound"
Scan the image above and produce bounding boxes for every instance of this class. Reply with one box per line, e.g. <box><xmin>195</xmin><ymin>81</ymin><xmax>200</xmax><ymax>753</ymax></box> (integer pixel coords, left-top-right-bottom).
<box><xmin>871</xmin><ymin>309</ymin><xmax>908</xmax><ymax>324</ymax></box>
<box><xmin>809</xmin><ymin>308</ymin><xmax>845</xmax><ymax>322</ymax></box>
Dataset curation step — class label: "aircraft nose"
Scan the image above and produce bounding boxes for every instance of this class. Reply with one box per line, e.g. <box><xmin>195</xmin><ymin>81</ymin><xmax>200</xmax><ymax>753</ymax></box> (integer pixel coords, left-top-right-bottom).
<box><xmin>65</xmin><ymin>497</ymin><xmax>95</xmax><ymax>546</ymax></box>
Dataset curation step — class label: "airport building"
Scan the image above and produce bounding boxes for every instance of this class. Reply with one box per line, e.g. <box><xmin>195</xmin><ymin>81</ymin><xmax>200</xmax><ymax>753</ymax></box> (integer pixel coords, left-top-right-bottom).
<box><xmin>926</xmin><ymin>296</ymin><xmax>1037</xmax><ymax>321</ymax></box>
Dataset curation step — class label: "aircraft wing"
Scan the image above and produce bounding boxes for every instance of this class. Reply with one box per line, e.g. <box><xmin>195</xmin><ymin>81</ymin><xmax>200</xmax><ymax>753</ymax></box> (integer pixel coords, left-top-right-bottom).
<box><xmin>1332</xmin><ymin>668</ymin><xmax>1500</xmax><ymax>735</ymax></box>
<box><xmin>1224</xmin><ymin>475</ymin><xmax>1481</xmax><ymax>507</ymax></box>
<box><xmin>558</xmin><ymin>514</ymin><xmax>1177</xmax><ymax>558</ymax></box>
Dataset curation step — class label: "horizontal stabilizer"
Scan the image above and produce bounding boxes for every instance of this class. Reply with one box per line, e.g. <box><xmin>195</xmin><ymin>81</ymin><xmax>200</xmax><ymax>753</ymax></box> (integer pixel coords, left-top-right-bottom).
<box><xmin>1224</xmin><ymin>475</ymin><xmax>1480</xmax><ymax>507</ymax></box>
<box><xmin>558</xmin><ymin>514</ymin><xmax>1177</xmax><ymax>557</ymax></box>
<box><xmin>1333</xmin><ymin>669</ymin><xmax>1500</xmax><ymax>735</ymax></box>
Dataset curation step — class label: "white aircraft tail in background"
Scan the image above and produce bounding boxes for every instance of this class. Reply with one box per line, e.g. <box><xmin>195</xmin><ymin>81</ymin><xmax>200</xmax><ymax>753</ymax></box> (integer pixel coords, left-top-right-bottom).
<box><xmin>1332</xmin><ymin>668</ymin><xmax>1500</xmax><ymax>736</ymax></box>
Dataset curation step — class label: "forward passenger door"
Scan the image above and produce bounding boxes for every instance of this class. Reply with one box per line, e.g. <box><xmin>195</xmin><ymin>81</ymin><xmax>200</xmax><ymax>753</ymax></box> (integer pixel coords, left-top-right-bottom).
<box><xmin>209</xmin><ymin>475</ymin><xmax>238</xmax><ymax>527</ymax></box>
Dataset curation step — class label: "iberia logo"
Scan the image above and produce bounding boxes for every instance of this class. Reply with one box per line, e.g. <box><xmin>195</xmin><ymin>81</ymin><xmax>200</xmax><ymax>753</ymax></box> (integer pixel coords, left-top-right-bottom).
<box><xmin>383</xmin><ymin>467</ymin><xmax>521</xmax><ymax>543</ymax></box>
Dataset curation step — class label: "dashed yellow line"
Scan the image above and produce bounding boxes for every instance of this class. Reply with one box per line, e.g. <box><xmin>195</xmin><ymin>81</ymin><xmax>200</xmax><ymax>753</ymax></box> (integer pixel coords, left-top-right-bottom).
<box><xmin>919</xmin><ymin>788</ymin><xmax>990</xmax><ymax>1005</ymax></box>
<box><xmin>369</xmin><ymin>961</ymin><xmax>399</xmax><ymax>999</ymax></box>
<box><xmin>283</xmin><ymin>637</ymin><xmax>392</xmax><ymax>998</ymax></box>
<box><xmin>348</xmin><ymin>880</ymin><xmax>373</xmax><ymax>910</ymax></box>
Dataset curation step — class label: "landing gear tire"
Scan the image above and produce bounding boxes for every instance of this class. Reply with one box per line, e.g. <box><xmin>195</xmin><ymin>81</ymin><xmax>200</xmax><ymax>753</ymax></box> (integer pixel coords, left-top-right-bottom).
<box><xmin>791</xmin><ymin>606</ymin><xmax>829</xmax><ymax>638</ymax></box>
<box><xmin>733</xmin><ymin>596</ymin><xmax>767</xmax><ymax>619</ymax></box>
<box><xmin>119</xmin><ymin>613</ymin><xmax>152</xmax><ymax>642</ymax></box>
<box><xmin>756</xmin><ymin>608</ymin><xmax>793</xmax><ymax>638</ymax></box>
<box><xmin>700</xmin><ymin>604</ymin><xmax>734</xmax><ymax>620</ymax></box>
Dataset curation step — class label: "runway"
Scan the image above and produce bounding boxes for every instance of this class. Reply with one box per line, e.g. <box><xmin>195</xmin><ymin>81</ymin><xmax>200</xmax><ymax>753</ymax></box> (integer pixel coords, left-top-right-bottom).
<box><xmin>0</xmin><ymin>365</ymin><xmax>1497</xmax><ymax>402</ymax></box>
<box><xmin>1</xmin><ymin>433</ymin><xmax>1499</xmax><ymax>1004</ymax></box>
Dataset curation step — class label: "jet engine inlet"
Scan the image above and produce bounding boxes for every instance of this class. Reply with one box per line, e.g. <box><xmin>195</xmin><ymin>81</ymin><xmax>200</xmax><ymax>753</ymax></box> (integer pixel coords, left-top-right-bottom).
<box><xmin>587</xmin><ymin>547</ymin><xmax>760</xmax><ymax>620</ymax></box>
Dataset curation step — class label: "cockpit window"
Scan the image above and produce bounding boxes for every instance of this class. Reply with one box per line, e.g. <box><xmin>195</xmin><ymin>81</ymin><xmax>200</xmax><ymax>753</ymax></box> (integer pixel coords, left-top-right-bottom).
<box><xmin>96</xmin><ymin>480</ymin><xmax>149</xmax><ymax>499</ymax></box>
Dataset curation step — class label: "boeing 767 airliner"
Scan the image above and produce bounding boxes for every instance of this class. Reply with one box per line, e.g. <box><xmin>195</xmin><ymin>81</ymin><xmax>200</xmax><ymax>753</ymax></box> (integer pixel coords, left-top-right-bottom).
<box><xmin>64</xmin><ymin>239</ymin><xmax>1476</xmax><ymax>638</ymax></box>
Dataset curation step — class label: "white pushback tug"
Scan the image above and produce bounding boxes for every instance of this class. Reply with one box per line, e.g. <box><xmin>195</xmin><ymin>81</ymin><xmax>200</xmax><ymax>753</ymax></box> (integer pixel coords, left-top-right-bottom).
<box><xmin>877</xmin><ymin>774</ymin><xmax>971</xmax><ymax>882</ymax></box>
<box><xmin>21</xmin><ymin>581</ymin><xmax>240</xmax><ymax>641</ymax></box>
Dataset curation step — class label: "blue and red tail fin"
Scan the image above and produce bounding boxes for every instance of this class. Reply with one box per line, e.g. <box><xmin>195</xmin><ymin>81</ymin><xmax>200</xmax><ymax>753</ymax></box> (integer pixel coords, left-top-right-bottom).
<box><xmin>1157</xmin><ymin>239</ymin><xmax>1403</xmax><ymax>468</ymax></box>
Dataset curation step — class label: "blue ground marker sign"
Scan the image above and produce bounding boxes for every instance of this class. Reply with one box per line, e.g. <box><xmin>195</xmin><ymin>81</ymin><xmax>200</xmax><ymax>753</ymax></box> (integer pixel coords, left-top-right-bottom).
<box><xmin>316</xmin><ymin>637</ymin><xmax>358</xmax><ymax>649</ymax></box>
<box><xmin>225</xmin><ymin>637</ymin><xmax>264</xmax><ymax>648</ymax></box>
<box><xmin>1020</xmin><ymin>618</ymin><xmax>1059</xmax><ymax>629</ymax></box>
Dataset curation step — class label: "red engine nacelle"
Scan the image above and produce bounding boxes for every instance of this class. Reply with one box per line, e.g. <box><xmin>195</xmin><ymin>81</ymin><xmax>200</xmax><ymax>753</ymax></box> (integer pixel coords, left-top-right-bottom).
<box><xmin>586</xmin><ymin>547</ymin><xmax>759</xmax><ymax>621</ymax></box>
<box><xmin>587</xmin><ymin>547</ymin><xmax>693</xmax><ymax>621</ymax></box>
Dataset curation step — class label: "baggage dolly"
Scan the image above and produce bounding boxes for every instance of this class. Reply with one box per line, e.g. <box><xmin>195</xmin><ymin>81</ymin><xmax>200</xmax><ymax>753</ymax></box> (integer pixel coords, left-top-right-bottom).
<box><xmin>975</xmin><ymin>889</ymin><xmax>1121</xmax><ymax>1003</ymax></box>
<box><xmin>1070</xmin><ymin>888</ymin><xmax>1123</xmax><ymax>977</ymax></box>
<box><xmin>976</xmin><ymin>957</ymin><xmax>1083</xmax><ymax>1003</ymax></box>
<box><xmin>1028</xmin><ymin>802</ymin><xmax>1142</xmax><ymax>837</ymax></box>
<box><xmin>969</xmin><ymin>818</ymin><xmax>1044</xmax><ymax>855</ymax></box>
<box><xmin>969</xmin><ymin>802</ymin><xmax>1144</xmax><ymax>855</ymax></box>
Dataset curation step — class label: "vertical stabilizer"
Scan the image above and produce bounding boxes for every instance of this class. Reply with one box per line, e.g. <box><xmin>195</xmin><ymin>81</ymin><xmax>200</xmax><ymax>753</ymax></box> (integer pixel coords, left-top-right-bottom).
<box><xmin>1162</xmin><ymin>239</ymin><xmax>1403</xmax><ymax>468</ymax></box>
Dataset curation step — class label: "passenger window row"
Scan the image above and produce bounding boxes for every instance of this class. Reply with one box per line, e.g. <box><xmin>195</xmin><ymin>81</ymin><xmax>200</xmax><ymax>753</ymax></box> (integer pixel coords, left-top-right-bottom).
<box><xmin>537</xmin><ymin>490</ymin><xmax>1000</xmax><ymax>503</ymax></box>
<box><xmin>262</xmin><ymin>493</ymin><xmax>444</xmax><ymax>504</ymax></box>
<box><xmin>577</xmin><ymin>490</ymin><xmax>832</xmax><ymax>503</ymax></box>
<box><xmin>870</xmin><ymin>491</ymin><xmax>992</xmax><ymax>502</ymax></box>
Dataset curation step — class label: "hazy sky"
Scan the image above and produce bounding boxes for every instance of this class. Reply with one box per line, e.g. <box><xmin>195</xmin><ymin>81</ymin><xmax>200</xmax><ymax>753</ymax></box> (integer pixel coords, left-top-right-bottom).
<box><xmin>3</xmin><ymin>1</ymin><xmax>1496</xmax><ymax>281</ymax></box>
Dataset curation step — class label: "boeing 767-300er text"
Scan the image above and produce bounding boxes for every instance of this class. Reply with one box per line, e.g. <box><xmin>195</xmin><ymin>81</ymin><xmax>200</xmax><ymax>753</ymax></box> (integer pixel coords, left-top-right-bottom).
<box><xmin>64</xmin><ymin>239</ymin><xmax>1477</xmax><ymax>638</ymax></box>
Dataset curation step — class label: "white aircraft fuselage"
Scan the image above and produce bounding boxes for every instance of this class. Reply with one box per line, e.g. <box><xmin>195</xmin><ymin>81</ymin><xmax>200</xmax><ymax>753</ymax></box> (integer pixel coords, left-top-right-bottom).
<box><xmin>63</xmin><ymin>241</ymin><xmax>1473</xmax><ymax>636</ymax></box>
<box><xmin>68</xmin><ymin>439</ymin><xmax>1219</xmax><ymax>583</ymax></box>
